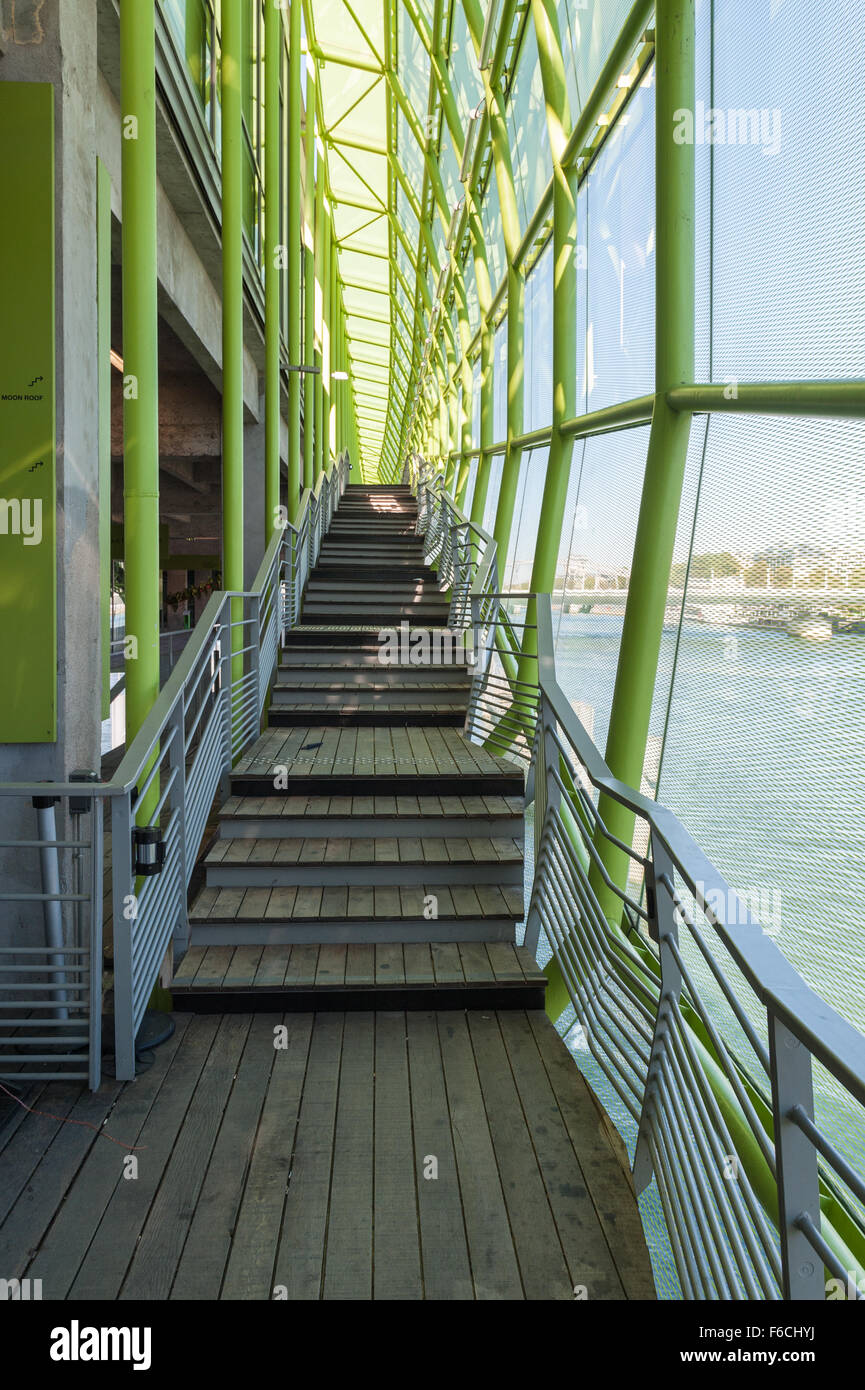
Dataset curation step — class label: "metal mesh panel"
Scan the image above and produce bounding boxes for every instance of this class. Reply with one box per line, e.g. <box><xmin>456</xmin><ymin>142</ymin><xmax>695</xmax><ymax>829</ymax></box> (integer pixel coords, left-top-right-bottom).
<box><xmin>551</xmin><ymin>425</ymin><xmax>651</xmax><ymax>750</ymax></box>
<box><xmin>656</xmin><ymin>413</ymin><xmax>865</xmax><ymax>1184</ymax></box>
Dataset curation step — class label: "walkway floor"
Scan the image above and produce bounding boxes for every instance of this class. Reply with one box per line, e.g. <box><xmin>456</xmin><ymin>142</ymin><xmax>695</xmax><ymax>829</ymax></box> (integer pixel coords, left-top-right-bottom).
<box><xmin>0</xmin><ymin>1008</ymin><xmax>655</xmax><ymax>1300</ymax></box>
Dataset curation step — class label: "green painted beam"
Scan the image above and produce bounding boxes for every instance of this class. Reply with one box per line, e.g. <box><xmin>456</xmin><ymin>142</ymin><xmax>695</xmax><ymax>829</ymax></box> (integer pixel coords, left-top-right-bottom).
<box><xmin>120</xmin><ymin>0</ymin><xmax>160</xmax><ymax>746</ymax></box>
<box><xmin>264</xmin><ymin>0</ymin><xmax>282</xmax><ymax>532</ymax></box>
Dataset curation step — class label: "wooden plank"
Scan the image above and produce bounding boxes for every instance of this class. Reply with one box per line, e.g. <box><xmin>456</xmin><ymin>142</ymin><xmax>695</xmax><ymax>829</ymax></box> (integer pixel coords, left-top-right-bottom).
<box><xmin>170</xmin><ymin>1014</ymin><xmax>278</xmax><ymax>1298</ymax></box>
<box><xmin>253</xmin><ymin>944</ymin><xmax>293</xmax><ymax>986</ymax></box>
<box><xmin>458</xmin><ymin>941</ymin><xmax>495</xmax><ymax>983</ymax></box>
<box><xmin>119</xmin><ymin>1014</ymin><xmax>254</xmax><ymax>1300</ymax></box>
<box><xmin>320</xmin><ymin>1012</ymin><xmax>374</xmax><ymax>1299</ymax></box>
<box><xmin>193</xmin><ymin>946</ymin><xmax>235</xmax><ymax>988</ymax></box>
<box><xmin>271</xmin><ymin>1013</ymin><xmax>345</xmax><ymax>1298</ymax></box>
<box><xmin>316</xmin><ymin>943</ymin><xmax>347</xmax><ymax>985</ymax></box>
<box><xmin>373</xmin><ymin>885</ymin><xmax>400</xmax><ymax>919</ymax></box>
<box><xmin>402</xmin><ymin>942</ymin><xmax>434</xmax><ymax>984</ymax></box>
<box><xmin>346</xmin><ymin>885</ymin><xmax>374</xmax><ymax>920</ymax></box>
<box><xmin>23</xmin><ymin>1017</ymin><xmax>192</xmax><ymax>1296</ymax></box>
<box><xmin>173</xmin><ymin>945</ymin><xmax>206</xmax><ymax>983</ymax></box>
<box><xmin>221</xmin><ymin>1013</ymin><xmax>315</xmax><ymax>1299</ymax></box>
<box><xmin>345</xmin><ymin>943</ymin><xmax>375</xmax><ymax>985</ymax></box>
<box><xmin>435</xmin><ymin>1012</ymin><xmax>523</xmax><ymax>1298</ymax></box>
<box><xmin>374</xmin><ymin>1013</ymin><xmax>422</xmax><ymax>1298</ymax></box>
<box><xmin>264</xmin><ymin>886</ymin><xmax>298</xmax><ymax>918</ymax></box>
<box><xmin>466</xmin><ymin>1011</ymin><xmax>573</xmax><ymax>1299</ymax></box>
<box><xmin>430</xmin><ymin>942</ymin><xmax>463</xmax><ymax>985</ymax></box>
<box><xmin>283</xmin><ymin>944</ymin><xmax>319</xmax><ymax>986</ymax></box>
<box><xmin>69</xmin><ymin>1015</ymin><xmax>222</xmax><ymax>1298</ymax></box>
<box><xmin>237</xmin><ymin>888</ymin><xmax>272</xmax><ymax>920</ymax></box>
<box><xmin>486</xmin><ymin>943</ymin><xmax>526</xmax><ymax>983</ymax></box>
<box><xmin>404</xmin><ymin>1011</ymin><xmax>473</xmax><ymax>1299</ymax></box>
<box><xmin>222</xmin><ymin>945</ymin><xmax>264</xmax><ymax>988</ymax></box>
<box><xmin>522</xmin><ymin>1011</ymin><xmax>655</xmax><ymax>1299</ymax></box>
<box><xmin>375</xmin><ymin>943</ymin><xmax>404</xmax><ymax>985</ymax></box>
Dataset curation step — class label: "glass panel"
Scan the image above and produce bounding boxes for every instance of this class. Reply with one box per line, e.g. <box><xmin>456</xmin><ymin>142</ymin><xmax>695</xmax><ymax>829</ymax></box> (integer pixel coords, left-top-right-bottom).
<box><xmin>585</xmin><ymin>68</ymin><xmax>655</xmax><ymax>414</ymax></box>
<box><xmin>524</xmin><ymin>241</ymin><xmax>553</xmax><ymax>432</ymax></box>
<box><xmin>493</xmin><ymin>316</ymin><xmax>507</xmax><ymax>444</ymax></box>
<box><xmin>506</xmin><ymin>20</ymin><xmax>552</xmax><ymax>234</ymax></box>
<box><xmin>552</xmin><ymin>425</ymin><xmax>651</xmax><ymax>750</ymax></box>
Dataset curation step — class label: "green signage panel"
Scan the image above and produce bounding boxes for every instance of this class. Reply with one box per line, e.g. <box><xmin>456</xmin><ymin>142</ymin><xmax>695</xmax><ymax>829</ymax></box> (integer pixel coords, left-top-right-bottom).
<box><xmin>0</xmin><ymin>83</ymin><xmax>56</xmax><ymax>742</ymax></box>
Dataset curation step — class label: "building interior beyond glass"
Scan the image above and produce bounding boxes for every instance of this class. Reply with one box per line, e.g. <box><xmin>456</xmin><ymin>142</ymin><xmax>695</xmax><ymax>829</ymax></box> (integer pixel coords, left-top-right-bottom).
<box><xmin>1</xmin><ymin>0</ymin><xmax>864</xmax><ymax>1306</ymax></box>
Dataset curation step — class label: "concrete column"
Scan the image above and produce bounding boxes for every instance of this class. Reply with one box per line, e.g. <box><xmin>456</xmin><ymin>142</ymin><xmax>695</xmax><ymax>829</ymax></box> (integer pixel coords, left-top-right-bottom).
<box><xmin>0</xmin><ymin>0</ymin><xmax>101</xmax><ymax>937</ymax></box>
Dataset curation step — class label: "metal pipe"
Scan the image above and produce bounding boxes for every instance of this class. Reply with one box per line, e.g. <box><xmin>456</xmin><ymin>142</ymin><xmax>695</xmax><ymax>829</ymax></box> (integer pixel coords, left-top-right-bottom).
<box><xmin>34</xmin><ymin>798</ymin><xmax>67</xmax><ymax>1020</ymax></box>
<box><xmin>120</xmin><ymin>0</ymin><xmax>160</xmax><ymax>746</ymax></box>
<box><xmin>264</xmin><ymin>0</ymin><xmax>282</xmax><ymax>535</ymax></box>
<box><xmin>595</xmin><ymin>0</ymin><xmax>696</xmax><ymax>918</ymax></box>
<box><xmin>221</xmin><ymin>0</ymin><xmax>245</xmax><ymax>701</ymax></box>
<box><xmin>303</xmin><ymin>61</ymin><xmax>316</xmax><ymax>490</ymax></box>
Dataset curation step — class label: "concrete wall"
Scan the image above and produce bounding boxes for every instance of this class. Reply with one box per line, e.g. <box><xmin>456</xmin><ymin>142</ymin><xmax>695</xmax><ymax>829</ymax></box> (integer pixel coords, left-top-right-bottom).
<box><xmin>0</xmin><ymin>0</ymin><xmax>102</xmax><ymax>943</ymax></box>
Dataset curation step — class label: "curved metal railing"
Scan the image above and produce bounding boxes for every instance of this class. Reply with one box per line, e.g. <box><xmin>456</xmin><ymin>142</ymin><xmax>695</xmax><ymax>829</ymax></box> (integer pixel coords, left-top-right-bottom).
<box><xmin>406</xmin><ymin>450</ymin><xmax>865</xmax><ymax>1301</ymax></box>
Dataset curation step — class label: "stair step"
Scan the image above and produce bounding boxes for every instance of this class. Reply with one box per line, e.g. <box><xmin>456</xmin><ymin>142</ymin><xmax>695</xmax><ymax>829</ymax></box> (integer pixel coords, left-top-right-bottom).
<box><xmin>217</xmin><ymin>792</ymin><xmax>523</xmax><ymax>842</ymax></box>
<box><xmin>187</xmin><ymin>880</ymin><xmax>525</xmax><ymax>945</ymax></box>
<box><xmin>275</xmin><ymin>665</ymin><xmax>470</xmax><ymax>683</ymax></box>
<box><xmin>171</xmin><ymin>942</ymin><xmax>545</xmax><ymax>1011</ymax></box>
<box><xmin>203</xmin><ymin>834</ymin><xmax>524</xmax><ymax>887</ymax></box>
<box><xmin>267</xmin><ymin>707</ymin><xmax>468</xmax><ymax>727</ymax></box>
<box><xmin>271</xmin><ymin>683</ymin><xmax>470</xmax><ymax>705</ymax></box>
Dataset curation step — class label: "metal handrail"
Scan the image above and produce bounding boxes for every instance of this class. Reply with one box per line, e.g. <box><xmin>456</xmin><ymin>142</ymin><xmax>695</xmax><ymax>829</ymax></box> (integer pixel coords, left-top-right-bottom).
<box><xmin>406</xmin><ymin>450</ymin><xmax>865</xmax><ymax>1301</ymax></box>
<box><xmin>0</xmin><ymin>451</ymin><xmax>351</xmax><ymax>1090</ymax></box>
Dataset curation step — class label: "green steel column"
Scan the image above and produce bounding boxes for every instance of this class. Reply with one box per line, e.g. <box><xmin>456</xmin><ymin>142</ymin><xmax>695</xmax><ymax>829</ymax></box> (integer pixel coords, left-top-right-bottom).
<box><xmin>470</xmin><ymin>318</ymin><xmax>494</xmax><ymax>525</ymax></box>
<box><xmin>303</xmin><ymin>64</ymin><xmax>316</xmax><ymax>490</ymax></box>
<box><xmin>120</xmin><ymin>0</ymin><xmax>160</xmax><ymax>745</ymax></box>
<box><xmin>313</xmin><ymin>166</ymin><xmax>325</xmax><ymax>482</ymax></box>
<box><xmin>286</xmin><ymin>0</ymin><xmax>303</xmax><ymax>516</ymax></box>
<box><xmin>264</xmin><ymin>0</ymin><xmax>282</xmax><ymax>533</ymax></box>
<box><xmin>97</xmin><ymin>159</ymin><xmax>112</xmax><ymax>723</ymax></box>
<box><xmin>221</xmin><ymin>0</ymin><xmax>244</xmax><ymax>596</ymax></box>
<box><xmin>454</xmin><ymin>277</ymin><xmax>474</xmax><ymax>506</ymax></box>
<box><xmin>327</xmin><ymin>230</ymin><xmax>336</xmax><ymax>459</ymax></box>
<box><xmin>526</xmin><ymin>0</ymin><xmax>577</xmax><ymax>597</ymax></box>
<box><xmin>597</xmin><ymin>0</ymin><xmax>696</xmax><ymax>902</ymax></box>
<box><xmin>463</xmin><ymin>0</ymin><xmax>524</xmax><ymax>567</ymax></box>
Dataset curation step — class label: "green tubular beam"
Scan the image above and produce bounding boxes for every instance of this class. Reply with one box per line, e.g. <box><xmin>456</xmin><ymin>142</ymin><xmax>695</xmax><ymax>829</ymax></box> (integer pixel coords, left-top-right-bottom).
<box><xmin>264</xmin><ymin>0</ymin><xmax>282</xmax><ymax>534</ymax></box>
<box><xmin>120</xmin><ymin>0</ymin><xmax>160</xmax><ymax>747</ymax></box>
<box><xmin>463</xmin><ymin>0</ymin><xmax>524</xmax><ymax>574</ymax></box>
<box><xmin>525</xmin><ymin>0</ymin><xmax>577</xmax><ymax>601</ymax></box>
<box><xmin>303</xmin><ymin>63</ymin><xmax>316</xmax><ymax>490</ymax></box>
<box><xmin>667</xmin><ymin>381</ymin><xmax>865</xmax><ymax>416</ymax></box>
<box><xmin>322</xmin><ymin>209</ymin><xmax>332</xmax><ymax>466</ymax></box>
<box><xmin>595</xmin><ymin>0</ymin><xmax>696</xmax><ymax>913</ymax></box>
<box><xmin>313</xmin><ymin>165</ymin><xmax>325</xmax><ymax>482</ymax></box>
<box><xmin>221</xmin><ymin>0</ymin><xmax>244</xmax><ymax>600</ymax></box>
<box><xmin>286</xmin><ymin>0</ymin><xmax>303</xmax><ymax>517</ymax></box>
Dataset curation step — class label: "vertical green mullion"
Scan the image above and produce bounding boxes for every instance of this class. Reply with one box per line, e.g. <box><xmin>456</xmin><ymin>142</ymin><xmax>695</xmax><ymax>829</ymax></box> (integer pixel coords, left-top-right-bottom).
<box><xmin>303</xmin><ymin>63</ymin><xmax>316</xmax><ymax>490</ymax></box>
<box><xmin>595</xmin><ymin>0</ymin><xmax>696</xmax><ymax>905</ymax></box>
<box><xmin>313</xmin><ymin>166</ymin><xmax>324</xmax><ymax>483</ymax></box>
<box><xmin>221</xmin><ymin>0</ymin><xmax>244</xmax><ymax>597</ymax></box>
<box><xmin>97</xmin><ymin>159</ymin><xmax>112</xmax><ymax>722</ymax></box>
<box><xmin>264</xmin><ymin>0</ymin><xmax>281</xmax><ymax>534</ymax></box>
<box><xmin>322</xmin><ymin>212</ymin><xmax>332</xmax><ymax>466</ymax></box>
<box><xmin>460</xmin><ymin>0</ymin><xmax>524</xmax><ymax>570</ymax></box>
<box><xmin>286</xmin><ymin>0</ymin><xmax>302</xmax><ymax>517</ymax></box>
<box><xmin>120</xmin><ymin>0</ymin><xmax>160</xmax><ymax>746</ymax></box>
<box><xmin>526</xmin><ymin>0</ymin><xmax>577</xmax><ymax>600</ymax></box>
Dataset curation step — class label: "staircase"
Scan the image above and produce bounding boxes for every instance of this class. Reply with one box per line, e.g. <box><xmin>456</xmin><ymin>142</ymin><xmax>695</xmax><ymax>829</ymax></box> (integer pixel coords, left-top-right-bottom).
<box><xmin>174</xmin><ymin>483</ymin><xmax>542</xmax><ymax>1011</ymax></box>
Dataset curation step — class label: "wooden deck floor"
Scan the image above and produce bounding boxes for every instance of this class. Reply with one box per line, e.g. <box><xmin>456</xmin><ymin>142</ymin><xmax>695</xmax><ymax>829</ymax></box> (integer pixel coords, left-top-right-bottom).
<box><xmin>0</xmin><ymin>1009</ymin><xmax>655</xmax><ymax>1300</ymax></box>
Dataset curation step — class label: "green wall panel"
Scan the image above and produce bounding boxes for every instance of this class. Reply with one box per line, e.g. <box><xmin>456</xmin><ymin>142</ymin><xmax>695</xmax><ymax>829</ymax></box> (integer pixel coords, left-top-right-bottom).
<box><xmin>0</xmin><ymin>83</ymin><xmax>56</xmax><ymax>742</ymax></box>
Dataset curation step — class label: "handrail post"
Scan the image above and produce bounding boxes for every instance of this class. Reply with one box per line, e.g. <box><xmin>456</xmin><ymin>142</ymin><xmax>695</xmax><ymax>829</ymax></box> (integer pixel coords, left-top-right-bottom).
<box><xmin>111</xmin><ymin>788</ymin><xmax>137</xmax><ymax>1080</ymax></box>
<box><xmin>167</xmin><ymin>694</ymin><xmax>189</xmax><ymax>950</ymax></box>
<box><xmin>632</xmin><ymin>840</ymin><xmax>681</xmax><ymax>1195</ymax></box>
<box><xmin>768</xmin><ymin>1015</ymin><xmax>824</xmax><ymax>1299</ymax></box>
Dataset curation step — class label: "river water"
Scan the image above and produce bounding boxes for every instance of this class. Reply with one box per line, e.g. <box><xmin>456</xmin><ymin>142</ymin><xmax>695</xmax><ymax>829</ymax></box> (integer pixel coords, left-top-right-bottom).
<box><xmin>549</xmin><ymin>612</ymin><xmax>865</xmax><ymax>1288</ymax></box>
